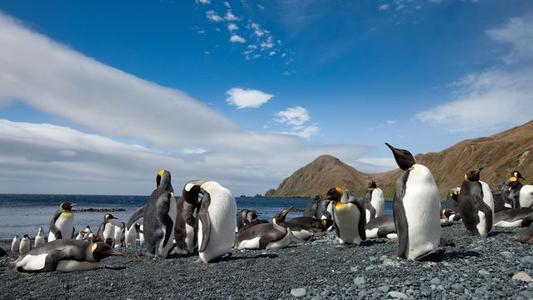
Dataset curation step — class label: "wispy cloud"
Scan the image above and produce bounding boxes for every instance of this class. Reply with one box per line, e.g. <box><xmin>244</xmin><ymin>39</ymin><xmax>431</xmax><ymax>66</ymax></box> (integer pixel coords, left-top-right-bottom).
<box><xmin>195</xmin><ymin>0</ymin><xmax>210</xmax><ymax>5</ymax></box>
<box><xmin>225</xmin><ymin>88</ymin><xmax>273</xmax><ymax>109</ymax></box>
<box><xmin>206</xmin><ymin>10</ymin><xmax>223</xmax><ymax>22</ymax></box>
<box><xmin>417</xmin><ymin>15</ymin><xmax>533</xmax><ymax>132</ymax></box>
<box><xmin>275</xmin><ymin>106</ymin><xmax>319</xmax><ymax>140</ymax></box>
<box><xmin>229</xmin><ymin>34</ymin><xmax>246</xmax><ymax>43</ymax></box>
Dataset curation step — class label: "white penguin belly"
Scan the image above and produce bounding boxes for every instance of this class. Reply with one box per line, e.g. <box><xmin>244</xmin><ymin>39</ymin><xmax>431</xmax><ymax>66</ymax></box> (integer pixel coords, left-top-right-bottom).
<box><xmin>50</xmin><ymin>214</ymin><xmax>74</xmax><ymax>241</ymax></box>
<box><xmin>16</xmin><ymin>253</ymin><xmax>48</xmax><ymax>271</ymax></box>
<box><xmin>124</xmin><ymin>228</ymin><xmax>137</xmax><ymax>247</ymax></box>
<box><xmin>335</xmin><ymin>204</ymin><xmax>361</xmax><ymax>245</ymax></box>
<box><xmin>291</xmin><ymin>229</ymin><xmax>313</xmax><ymax>241</ymax></box>
<box><xmin>366</xmin><ymin>228</ymin><xmax>379</xmax><ymax>239</ymax></box>
<box><xmin>476</xmin><ymin>211</ymin><xmax>488</xmax><ymax>236</ymax></box>
<box><xmin>494</xmin><ymin>219</ymin><xmax>523</xmax><ymax>228</ymax></box>
<box><xmin>56</xmin><ymin>260</ymin><xmax>101</xmax><ymax>272</ymax></box>
<box><xmin>198</xmin><ymin>182</ymin><xmax>237</xmax><ymax>263</ymax></box>
<box><xmin>371</xmin><ymin>188</ymin><xmax>385</xmax><ymax>218</ymax></box>
<box><xmin>103</xmin><ymin>223</ymin><xmax>115</xmax><ymax>241</ymax></box>
<box><xmin>266</xmin><ymin>229</ymin><xmax>292</xmax><ymax>249</ymax></box>
<box><xmin>519</xmin><ymin>185</ymin><xmax>533</xmax><ymax>208</ymax></box>
<box><xmin>158</xmin><ymin>196</ymin><xmax>177</xmax><ymax>258</ymax></box>
<box><xmin>237</xmin><ymin>236</ymin><xmax>261</xmax><ymax>249</ymax></box>
<box><xmin>34</xmin><ymin>235</ymin><xmax>45</xmax><ymax>248</ymax></box>
<box><xmin>365</xmin><ymin>210</ymin><xmax>371</xmax><ymax>224</ymax></box>
<box><xmin>403</xmin><ymin>165</ymin><xmax>441</xmax><ymax>259</ymax></box>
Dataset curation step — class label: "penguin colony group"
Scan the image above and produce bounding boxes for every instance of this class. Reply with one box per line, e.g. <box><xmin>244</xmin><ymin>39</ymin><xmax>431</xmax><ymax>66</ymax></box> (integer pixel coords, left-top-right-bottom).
<box><xmin>6</xmin><ymin>143</ymin><xmax>533</xmax><ymax>273</ymax></box>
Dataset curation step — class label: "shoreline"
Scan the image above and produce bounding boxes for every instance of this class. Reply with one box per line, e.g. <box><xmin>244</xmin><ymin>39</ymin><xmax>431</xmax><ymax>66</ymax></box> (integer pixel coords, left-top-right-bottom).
<box><xmin>1</xmin><ymin>224</ymin><xmax>532</xmax><ymax>299</ymax></box>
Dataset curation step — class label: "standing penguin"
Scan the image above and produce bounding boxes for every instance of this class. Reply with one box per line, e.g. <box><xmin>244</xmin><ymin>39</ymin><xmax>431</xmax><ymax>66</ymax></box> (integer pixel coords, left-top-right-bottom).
<box><xmin>333</xmin><ymin>191</ymin><xmax>366</xmax><ymax>245</ymax></box>
<box><xmin>458</xmin><ymin>168</ymin><xmax>495</xmax><ymax>237</ymax></box>
<box><xmin>363</xmin><ymin>180</ymin><xmax>385</xmax><ymax>223</ymax></box>
<box><xmin>19</xmin><ymin>234</ymin><xmax>31</xmax><ymax>256</ymax></box>
<box><xmin>124</xmin><ymin>223</ymin><xmax>141</xmax><ymax>248</ymax></box>
<box><xmin>34</xmin><ymin>227</ymin><xmax>45</xmax><ymax>248</ymax></box>
<box><xmin>386</xmin><ymin>143</ymin><xmax>443</xmax><ymax>261</ymax></box>
<box><xmin>173</xmin><ymin>180</ymin><xmax>204</xmax><ymax>255</ymax></box>
<box><xmin>98</xmin><ymin>213</ymin><xmax>117</xmax><ymax>247</ymax></box>
<box><xmin>48</xmin><ymin>202</ymin><xmax>75</xmax><ymax>242</ymax></box>
<box><xmin>127</xmin><ymin>169</ymin><xmax>177</xmax><ymax>258</ymax></box>
<box><xmin>196</xmin><ymin>181</ymin><xmax>237</xmax><ymax>263</ymax></box>
<box><xmin>11</xmin><ymin>236</ymin><xmax>20</xmax><ymax>256</ymax></box>
<box><xmin>113</xmin><ymin>222</ymin><xmax>125</xmax><ymax>248</ymax></box>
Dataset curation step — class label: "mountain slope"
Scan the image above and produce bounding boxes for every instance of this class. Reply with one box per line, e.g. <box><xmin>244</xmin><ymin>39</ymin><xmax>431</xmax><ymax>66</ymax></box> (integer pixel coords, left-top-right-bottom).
<box><xmin>266</xmin><ymin>120</ymin><xmax>533</xmax><ymax>197</ymax></box>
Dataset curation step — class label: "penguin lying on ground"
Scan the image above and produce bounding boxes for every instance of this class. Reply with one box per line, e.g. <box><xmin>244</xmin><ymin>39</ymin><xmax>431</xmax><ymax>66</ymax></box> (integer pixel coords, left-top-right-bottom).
<box><xmin>272</xmin><ymin>206</ymin><xmax>315</xmax><ymax>241</ymax></box>
<box><xmin>458</xmin><ymin>168</ymin><xmax>494</xmax><ymax>237</ymax></box>
<box><xmin>127</xmin><ymin>170</ymin><xmax>177</xmax><ymax>258</ymax></box>
<box><xmin>440</xmin><ymin>208</ymin><xmax>461</xmax><ymax>226</ymax></box>
<box><xmin>48</xmin><ymin>202</ymin><xmax>75</xmax><ymax>242</ymax></box>
<box><xmin>386</xmin><ymin>143</ymin><xmax>443</xmax><ymax>261</ymax></box>
<box><xmin>15</xmin><ymin>240</ymin><xmax>118</xmax><ymax>273</ymax></box>
<box><xmin>234</xmin><ymin>208</ymin><xmax>293</xmax><ymax>250</ymax></box>
<box><xmin>286</xmin><ymin>216</ymin><xmax>331</xmax><ymax>233</ymax></box>
<box><xmin>494</xmin><ymin>208</ymin><xmax>533</xmax><ymax>228</ymax></box>
<box><xmin>236</xmin><ymin>209</ymin><xmax>268</xmax><ymax>232</ymax></box>
<box><xmin>365</xmin><ymin>215</ymin><xmax>397</xmax><ymax>239</ymax></box>
<box><xmin>333</xmin><ymin>191</ymin><xmax>366</xmax><ymax>245</ymax></box>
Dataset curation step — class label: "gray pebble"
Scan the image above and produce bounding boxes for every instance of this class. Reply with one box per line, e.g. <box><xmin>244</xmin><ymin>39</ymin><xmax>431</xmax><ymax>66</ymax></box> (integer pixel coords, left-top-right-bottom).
<box><xmin>512</xmin><ymin>272</ymin><xmax>533</xmax><ymax>283</ymax></box>
<box><xmin>290</xmin><ymin>288</ymin><xmax>306</xmax><ymax>298</ymax></box>
<box><xmin>501</xmin><ymin>251</ymin><xmax>513</xmax><ymax>258</ymax></box>
<box><xmin>353</xmin><ymin>277</ymin><xmax>366</xmax><ymax>286</ymax></box>
<box><xmin>387</xmin><ymin>291</ymin><xmax>408</xmax><ymax>299</ymax></box>
<box><xmin>452</xmin><ymin>283</ymin><xmax>464</xmax><ymax>293</ymax></box>
<box><xmin>478</xmin><ymin>269</ymin><xmax>490</xmax><ymax>276</ymax></box>
<box><xmin>430</xmin><ymin>278</ymin><xmax>441</xmax><ymax>285</ymax></box>
<box><xmin>378</xmin><ymin>285</ymin><xmax>390</xmax><ymax>293</ymax></box>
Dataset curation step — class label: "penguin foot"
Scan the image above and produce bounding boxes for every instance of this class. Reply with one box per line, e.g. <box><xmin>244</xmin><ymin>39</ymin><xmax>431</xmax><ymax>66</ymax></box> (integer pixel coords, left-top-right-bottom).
<box><xmin>415</xmin><ymin>248</ymin><xmax>445</xmax><ymax>262</ymax></box>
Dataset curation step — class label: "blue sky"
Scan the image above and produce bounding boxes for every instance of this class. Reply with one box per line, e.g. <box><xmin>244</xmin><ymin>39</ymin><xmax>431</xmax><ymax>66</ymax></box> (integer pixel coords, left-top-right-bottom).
<box><xmin>0</xmin><ymin>0</ymin><xmax>532</xmax><ymax>195</ymax></box>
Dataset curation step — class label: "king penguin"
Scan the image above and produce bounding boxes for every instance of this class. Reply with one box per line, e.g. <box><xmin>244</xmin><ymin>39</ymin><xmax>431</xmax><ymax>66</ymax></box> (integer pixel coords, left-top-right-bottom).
<box><xmin>98</xmin><ymin>213</ymin><xmax>117</xmax><ymax>247</ymax></box>
<box><xmin>48</xmin><ymin>202</ymin><xmax>75</xmax><ymax>242</ymax></box>
<box><xmin>19</xmin><ymin>234</ymin><xmax>31</xmax><ymax>256</ymax></box>
<box><xmin>458</xmin><ymin>168</ymin><xmax>495</xmax><ymax>237</ymax></box>
<box><xmin>11</xmin><ymin>236</ymin><xmax>20</xmax><ymax>256</ymax></box>
<box><xmin>125</xmin><ymin>223</ymin><xmax>141</xmax><ymax>248</ymax></box>
<box><xmin>386</xmin><ymin>143</ymin><xmax>443</xmax><ymax>261</ymax></box>
<box><xmin>234</xmin><ymin>208</ymin><xmax>293</xmax><ymax>250</ymax></box>
<box><xmin>34</xmin><ymin>227</ymin><xmax>45</xmax><ymax>248</ymax></box>
<box><xmin>363</xmin><ymin>180</ymin><xmax>385</xmax><ymax>223</ymax></box>
<box><xmin>173</xmin><ymin>180</ymin><xmax>204</xmax><ymax>255</ymax></box>
<box><xmin>127</xmin><ymin>169</ymin><xmax>177</xmax><ymax>258</ymax></box>
<box><xmin>333</xmin><ymin>191</ymin><xmax>366</xmax><ymax>245</ymax></box>
<box><xmin>15</xmin><ymin>240</ymin><xmax>118</xmax><ymax>273</ymax></box>
<box><xmin>197</xmin><ymin>181</ymin><xmax>237</xmax><ymax>263</ymax></box>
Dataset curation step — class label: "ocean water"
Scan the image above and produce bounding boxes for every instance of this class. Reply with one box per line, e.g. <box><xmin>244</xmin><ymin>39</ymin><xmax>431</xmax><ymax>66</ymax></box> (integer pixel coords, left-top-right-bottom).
<box><xmin>0</xmin><ymin>194</ymin><xmax>393</xmax><ymax>241</ymax></box>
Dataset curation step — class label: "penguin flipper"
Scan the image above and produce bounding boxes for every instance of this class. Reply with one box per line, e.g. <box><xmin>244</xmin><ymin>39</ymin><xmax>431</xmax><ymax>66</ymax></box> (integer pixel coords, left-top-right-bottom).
<box><xmin>126</xmin><ymin>206</ymin><xmax>145</xmax><ymax>230</ymax></box>
<box><xmin>198</xmin><ymin>191</ymin><xmax>212</xmax><ymax>253</ymax></box>
<box><xmin>49</xmin><ymin>210</ymin><xmax>62</xmax><ymax>240</ymax></box>
<box><xmin>393</xmin><ymin>172</ymin><xmax>409</xmax><ymax>259</ymax></box>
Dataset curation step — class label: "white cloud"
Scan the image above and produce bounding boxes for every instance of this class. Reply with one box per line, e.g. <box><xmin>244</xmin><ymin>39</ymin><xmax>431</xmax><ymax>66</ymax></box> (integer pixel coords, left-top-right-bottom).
<box><xmin>206</xmin><ymin>10</ymin><xmax>223</xmax><ymax>22</ymax></box>
<box><xmin>275</xmin><ymin>106</ymin><xmax>310</xmax><ymax>126</ymax></box>
<box><xmin>227</xmin><ymin>23</ymin><xmax>238</xmax><ymax>32</ymax></box>
<box><xmin>486</xmin><ymin>16</ymin><xmax>533</xmax><ymax>63</ymax></box>
<box><xmin>379</xmin><ymin>4</ymin><xmax>390</xmax><ymax>11</ymax></box>
<box><xmin>386</xmin><ymin>120</ymin><xmax>397</xmax><ymax>125</ymax></box>
<box><xmin>224</xmin><ymin>10</ymin><xmax>239</xmax><ymax>21</ymax></box>
<box><xmin>229</xmin><ymin>34</ymin><xmax>246</xmax><ymax>43</ymax></box>
<box><xmin>225</xmin><ymin>88</ymin><xmax>273</xmax><ymax>109</ymax></box>
<box><xmin>356</xmin><ymin>157</ymin><xmax>397</xmax><ymax>171</ymax></box>
<box><xmin>223</xmin><ymin>1</ymin><xmax>231</xmax><ymax>8</ymax></box>
<box><xmin>250</xmin><ymin>23</ymin><xmax>265</xmax><ymax>37</ymax></box>
<box><xmin>196</xmin><ymin>0</ymin><xmax>211</xmax><ymax>4</ymax></box>
<box><xmin>0</xmin><ymin>13</ymin><xmax>377</xmax><ymax>194</ymax></box>
<box><xmin>417</xmin><ymin>15</ymin><xmax>533</xmax><ymax>132</ymax></box>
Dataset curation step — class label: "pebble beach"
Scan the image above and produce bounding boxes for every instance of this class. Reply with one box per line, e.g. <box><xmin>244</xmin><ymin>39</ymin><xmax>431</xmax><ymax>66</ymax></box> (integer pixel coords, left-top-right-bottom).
<box><xmin>1</xmin><ymin>223</ymin><xmax>532</xmax><ymax>299</ymax></box>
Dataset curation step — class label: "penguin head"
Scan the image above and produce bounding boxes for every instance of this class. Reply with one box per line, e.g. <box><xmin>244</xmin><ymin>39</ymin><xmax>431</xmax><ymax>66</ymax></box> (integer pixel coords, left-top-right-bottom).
<box><xmin>368</xmin><ymin>180</ymin><xmax>377</xmax><ymax>189</ymax></box>
<box><xmin>465</xmin><ymin>168</ymin><xmax>483</xmax><ymax>181</ymax></box>
<box><xmin>512</xmin><ymin>170</ymin><xmax>525</xmax><ymax>180</ymax></box>
<box><xmin>104</xmin><ymin>213</ymin><xmax>117</xmax><ymax>222</ymax></box>
<box><xmin>60</xmin><ymin>202</ymin><xmax>76</xmax><ymax>211</ymax></box>
<box><xmin>23</xmin><ymin>234</ymin><xmax>30</xmax><ymax>239</ymax></box>
<box><xmin>134</xmin><ymin>223</ymin><xmax>142</xmax><ymax>232</ymax></box>
<box><xmin>322</xmin><ymin>187</ymin><xmax>343</xmax><ymax>201</ymax></box>
<box><xmin>90</xmin><ymin>242</ymin><xmax>119</xmax><ymax>261</ymax></box>
<box><xmin>156</xmin><ymin>169</ymin><xmax>173</xmax><ymax>191</ymax></box>
<box><xmin>274</xmin><ymin>206</ymin><xmax>293</xmax><ymax>223</ymax></box>
<box><xmin>386</xmin><ymin>143</ymin><xmax>416</xmax><ymax>170</ymax></box>
<box><xmin>448</xmin><ymin>187</ymin><xmax>460</xmax><ymax>201</ymax></box>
